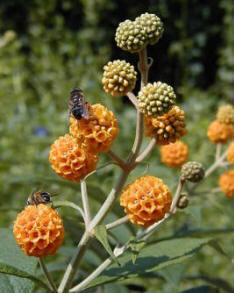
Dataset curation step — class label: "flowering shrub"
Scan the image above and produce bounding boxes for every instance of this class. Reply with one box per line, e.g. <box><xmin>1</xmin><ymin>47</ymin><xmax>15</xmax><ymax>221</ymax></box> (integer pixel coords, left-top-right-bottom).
<box><xmin>2</xmin><ymin>11</ymin><xmax>233</xmax><ymax>293</ymax></box>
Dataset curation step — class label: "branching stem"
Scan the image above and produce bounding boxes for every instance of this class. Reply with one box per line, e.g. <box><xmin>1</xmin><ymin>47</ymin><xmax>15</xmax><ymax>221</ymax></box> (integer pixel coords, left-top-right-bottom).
<box><xmin>107</xmin><ymin>149</ymin><xmax>127</xmax><ymax>169</ymax></box>
<box><xmin>205</xmin><ymin>149</ymin><xmax>227</xmax><ymax>178</ymax></box>
<box><xmin>133</xmin><ymin>136</ymin><xmax>157</xmax><ymax>167</ymax></box>
<box><xmin>70</xmin><ymin>178</ymin><xmax>184</xmax><ymax>292</ymax></box>
<box><xmin>59</xmin><ymin>47</ymin><xmax>155</xmax><ymax>293</ymax></box>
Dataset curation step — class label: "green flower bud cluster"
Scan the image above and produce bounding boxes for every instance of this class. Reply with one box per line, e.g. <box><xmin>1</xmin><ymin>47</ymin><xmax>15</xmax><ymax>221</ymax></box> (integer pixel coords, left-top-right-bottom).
<box><xmin>135</xmin><ymin>13</ymin><xmax>164</xmax><ymax>45</ymax></box>
<box><xmin>138</xmin><ymin>82</ymin><xmax>176</xmax><ymax>117</ymax></box>
<box><xmin>181</xmin><ymin>161</ymin><xmax>205</xmax><ymax>183</ymax></box>
<box><xmin>216</xmin><ymin>104</ymin><xmax>234</xmax><ymax>125</ymax></box>
<box><xmin>115</xmin><ymin>13</ymin><xmax>163</xmax><ymax>53</ymax></box>
<box><xmin>177</xmin><ymin>194</ymin><xmax>189</xmax><ymax>209</ymax></box>
<box><xmin>102</xmin><ymin>60</ymin><xmax>137</xmax><ymax>97</ymax></box>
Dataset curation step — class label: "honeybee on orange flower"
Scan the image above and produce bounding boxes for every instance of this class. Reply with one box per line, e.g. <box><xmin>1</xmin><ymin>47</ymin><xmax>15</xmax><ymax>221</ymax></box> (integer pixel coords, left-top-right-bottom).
<box><xmin>69</xmin><ymin>88</ymin><xmax>90</xmax><ymax>120</ymax></box>
<box><xmin>26</xmin><ymin>191</ymin><xmax>51</xmax><ymax>206</ymax></box>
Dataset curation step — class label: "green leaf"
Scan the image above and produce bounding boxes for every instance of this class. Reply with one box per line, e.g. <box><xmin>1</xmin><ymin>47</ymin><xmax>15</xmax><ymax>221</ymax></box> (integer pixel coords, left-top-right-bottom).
<box><xmin>94</xmin><ymin>225</ymin><xmax>119</xmax><ymax>265</ymax></box>
<box><xmin>0</xmin><ymin>263</ymin><xmax>49</xmax><ymax>290</ymax></box>
<box><xmin>180</xmin><ymin>285</ymin><xmax>219</xmax><ymax>293</ymax></box>
<box><xmin>158</xmin><ymin>263</ymin><xmax>187</xmax><ymax>286</ymax></box>
<box><xmin>104</xmin><ymin>283</ymin><xmax>129</xmax><ymax>293</ymax></box>
<box><xmin>174</xmin><ymin>228</ymin><xmax>234</xmax><ymax>239</ymax></box>
<box><xmin>185</xmin><ymin>205</ymin><xmax>202</xmax><ymax>226</ymax></box>
<box><xmin>0</xmin><ymin>228</ymin><xmax>50</xmax><ymax>292</ymax></box>
<box><xmin>209</xmin><ymin>240</ymin><xmax>229</xmax><ymax>258</ymax></box>
<box><xmin>85</xmin><ymin>237</ymin><xmax>212</xmax><ymax>289</ymax></box>
<box><xmin>128</xmin><ymin>238</ymin><xmax>146</xmax><ymax>264</ymax></box>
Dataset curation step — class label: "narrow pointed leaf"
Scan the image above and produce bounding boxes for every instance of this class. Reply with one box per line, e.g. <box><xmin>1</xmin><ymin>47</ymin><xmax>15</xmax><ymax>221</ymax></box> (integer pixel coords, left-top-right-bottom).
<box><xmin>94</xmin><ymin>225</ymin><xmax>120</xmax><ymax>265</ymax></box>
<box><xmin>128</xmin><ymin>238</ymin><xmax>146</xmax><ymax>264</ymax></box>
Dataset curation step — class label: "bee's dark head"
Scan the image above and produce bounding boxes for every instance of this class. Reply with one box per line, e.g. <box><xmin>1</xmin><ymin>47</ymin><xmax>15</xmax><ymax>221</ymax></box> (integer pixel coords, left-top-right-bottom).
<box><xmin>70</xmin><ymin>87</ymin><xmax>83</xmax><ymax>95</ymax></box>
<box><xmin>40</xmin><ymin>192</ymin><xmax>51</xmax><ymax>203</ymax></box>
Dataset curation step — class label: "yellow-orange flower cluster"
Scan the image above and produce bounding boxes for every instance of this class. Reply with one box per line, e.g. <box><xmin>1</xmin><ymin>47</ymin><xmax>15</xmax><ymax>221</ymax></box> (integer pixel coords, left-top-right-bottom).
<box><xmin>218</xmin><ymin>170</ymin><xmax>234</xmax><ymax>198</ymax></box>
<box><xmin>49</xmin><ymin>134</ymin><xmax>98</xmax><ymax>182</ymax></box>
<box><xmin>160</xmin><ymin>141</ymin><xmax>188</xmax><ymax>168</ymax></box>
<box><xmin>13</xmin><ymin>204</ymin><xmax>64</xmax><ymax>257</ymax></box>
<box><xmin>227</xmin><ymin>142</ymin><xmax>234</xmax><ymax>165</ymax></box>
<box><xmin>207</xmin><ymin>120</ymin><xmax>234</xmax><ymax>144</ymax></box>
<box><xmin>70</xmin><ymin>104</ymin><xmax>119</xmax><ymax>153</ymax></box>
<box><xmin>49</xmin><ymin>102</ymin><xmax>118</xmax><ymax>181</ymax></box>
<box><xmin>144</xmin><ymin>106</ymin><xmax>187</xmax><ymax>145</ymax></box>
<box><xmin>120</xmin><ymin>176</ymin><xmax>172</xmax><ymax>227</ymax></box>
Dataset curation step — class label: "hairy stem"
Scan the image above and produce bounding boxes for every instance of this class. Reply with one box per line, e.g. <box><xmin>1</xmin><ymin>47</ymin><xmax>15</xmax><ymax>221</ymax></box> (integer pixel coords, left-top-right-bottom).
<box><xmin>70</xmin><ymin>179</ymin><xmax>184</xmax><ymax>292</ymax></box>
<box><xmin>80</xmin><ymin>180</ymin><xmax>91</xmax><ymax>227</ymax></box>
<box><xmin>215</xmin><ymin>143</ymin><xmax>222</xmax><ymax>161</ymax></box>
<box><xmin>127</xmin><ymin>92</ymin><xmax>138</xmax><ymax>108</ymax></box>
<box><xmin>133</xmin><ymin>136</ymin><xmax>157</xmax><ymax>166</ymax></box>
<box><xmin>188</xmin><ymin>149</ymin><xmax>228</xmax><ymax>195</ymax></box>
<box><xmin>107</xmin><ymin>149</ymin><xmax>127</xmax><ymax>169</ymax></box>
<box><xmin>106</xmin><ymin>215</ymin><xmax>129</xmax><ymax>230</ymax></box>
<box><xmin>170</xmin><ymin>179</ymin><xmax>184</xmax><ymax>212</ymax></box>
<box><xmin>70</xmin><ymin>258</ymin><xmax>112</xmax><ymax>292</ymax></box>
<box><xmin>53</xmin><ymin>200</ymin><xmax>85</xmax><ymax>224</ymax></box>
<box><xmin>127</xmin><ymin>48</ymin><xmax>149</xmax><ymax>163</ymax></box>
<box><xmin>138</xmin><ymin>48</ymin><xmax>149</xmax><ymax>87</ymax></box>
<box><xmin>39</xmin><ymin>257</ymin><xmax>58</xmax><ymax>293</ymax></box>
<box><xmin>205</xmin><ymin>149</ymin><xmax>227</xmax><ymax>178</ymax></box>
<box><xmin>89</xmin><ymin>169</ymin><xmax>130</xmax><ymax>230</ymax></box>
<box><xmin>59</xmin><ymin>47</ymin><xmax>151</xmax><ymax>293</ymax></box>
<box><xmin>58</xmin><ymin>232</ymin><xmax>90</xmax><ymax>293</ymax></box>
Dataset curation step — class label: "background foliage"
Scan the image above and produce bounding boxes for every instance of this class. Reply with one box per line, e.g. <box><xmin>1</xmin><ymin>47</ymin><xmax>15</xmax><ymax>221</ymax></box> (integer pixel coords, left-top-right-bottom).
<box><xmin>0</xmin><ymin>0</ymin><xmax>233</xmax><ymax>292</ymax></box>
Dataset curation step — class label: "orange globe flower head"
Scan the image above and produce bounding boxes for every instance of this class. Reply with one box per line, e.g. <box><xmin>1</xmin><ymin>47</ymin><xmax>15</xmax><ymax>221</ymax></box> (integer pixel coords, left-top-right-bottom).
<box><xmin>120</xmin><ymin>176</ymin><xmax>172</xmax><ymax>227</ymax></box>
<box><xmin>160</xmin><ymin>140</ymin><xmax>188</xmax><ymax>168</ymax></box>
<box><xmin>49</xmin><ymin>134</ymin><xmax>98</xmax><ymax>182</ymax></box>
<box><xmin>207</xmin><ymin>120</ymin><xmax>234</xmax><ymax>144</ymax></box>
<box><xmin>227</xmin><ymin>142</ymin><xmax>234</xmax><ymax>165</ymax></box>
<box><xmin>219</xmin><ymin>169</ymin><xmax>234</xmax><ymax>198</ymax></box>
<box><xmin>144</xmin><ymin>105</ymin><xmax>187</xmax><ymax>145</ymax></box>
<box><xmin>69</xmin><ymin>103</ymin><xmax>119</xmax><ymax>154</ymax></box>
<box><xmin>13</xmin><ymin>204</ymin><xmax>64</xmax><ymax>257</ymax></box>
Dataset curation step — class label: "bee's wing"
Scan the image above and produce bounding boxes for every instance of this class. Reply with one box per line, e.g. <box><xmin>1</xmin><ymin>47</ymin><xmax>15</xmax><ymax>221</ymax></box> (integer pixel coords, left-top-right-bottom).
<box><xmin>83</xmin><ymin>102</ymin><xmax>90</xmax><ymax>120</ymax></box>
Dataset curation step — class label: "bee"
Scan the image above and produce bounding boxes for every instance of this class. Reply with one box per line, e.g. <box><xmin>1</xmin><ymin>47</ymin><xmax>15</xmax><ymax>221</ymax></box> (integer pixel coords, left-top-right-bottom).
<box><xmin>69</xmin><ymin>87</ymin><xmax>90</xmax><ymax>120</ymax></box>
<box><xmin>26</xmin><ymin>191</ymin><xmax>52</xmax><ymax>206</ymax></box>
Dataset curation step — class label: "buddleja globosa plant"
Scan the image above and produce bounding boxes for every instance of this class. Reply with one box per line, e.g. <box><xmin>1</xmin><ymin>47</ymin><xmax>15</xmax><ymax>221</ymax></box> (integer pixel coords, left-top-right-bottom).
<box><xmin>12</xmin><ymin>13</ymin><xmax>234</xmax><ymax>293</ymax></box>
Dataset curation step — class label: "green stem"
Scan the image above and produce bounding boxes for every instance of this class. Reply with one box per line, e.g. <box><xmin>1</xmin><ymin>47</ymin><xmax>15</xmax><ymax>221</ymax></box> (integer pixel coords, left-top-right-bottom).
<box><xmin>39</xmin><ymin>257</ymin><xmax>58</xmax><ymax>293</ymax></box>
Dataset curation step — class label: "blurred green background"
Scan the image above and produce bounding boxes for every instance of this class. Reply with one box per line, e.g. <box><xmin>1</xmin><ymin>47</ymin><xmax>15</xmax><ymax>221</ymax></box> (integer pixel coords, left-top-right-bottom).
<box><xmin>0</xmin><ymin>0</ymin><xmax>233</xmax><ymax>292</ymax></box>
